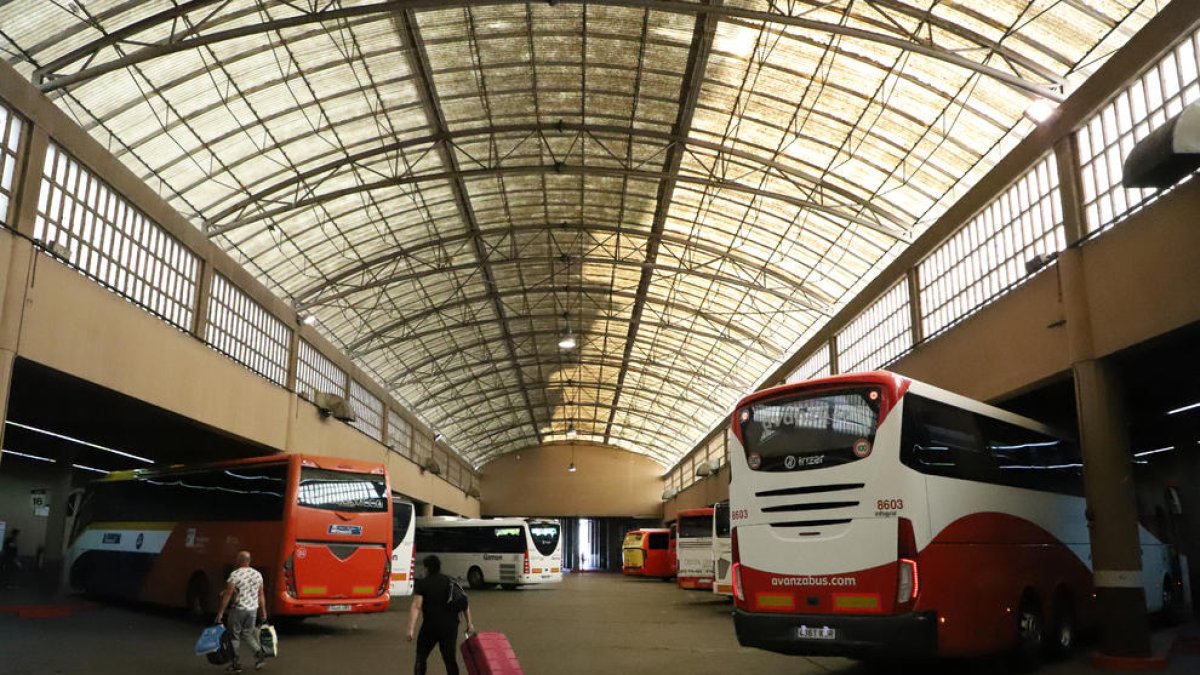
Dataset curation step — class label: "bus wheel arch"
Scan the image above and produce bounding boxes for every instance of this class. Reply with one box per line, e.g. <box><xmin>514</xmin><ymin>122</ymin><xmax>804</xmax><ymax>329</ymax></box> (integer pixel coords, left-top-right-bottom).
<box><xmin>466</xmin><ymin>566</ymin><xmax>486</xmax><ymax>590</ymax></box>
<box><xmin>1011</xmin><ymin>588</ymin><xmax>1045</xmax><ymax>671</ymax></box>
<box><xmin>1046</xmin><ymin>587</ymin><xmax>1076</xmax><ymax>659</ymax></box>
<box><xmin>186</xmin><ymin>572</ymin><xmax>212</xmax><ymax>622</ymax></box>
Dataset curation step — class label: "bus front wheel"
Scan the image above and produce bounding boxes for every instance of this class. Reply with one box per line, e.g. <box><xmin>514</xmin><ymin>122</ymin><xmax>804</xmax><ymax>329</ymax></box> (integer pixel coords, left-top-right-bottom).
<box><xmin>467</xmin><ymin>567</ymin><xmax>486</xmax><ymax>590</ymax></box>
<box><xmin>186</xmin><ymin>573</ymin><xmax>211</xmax><ymax>623</ymax></box>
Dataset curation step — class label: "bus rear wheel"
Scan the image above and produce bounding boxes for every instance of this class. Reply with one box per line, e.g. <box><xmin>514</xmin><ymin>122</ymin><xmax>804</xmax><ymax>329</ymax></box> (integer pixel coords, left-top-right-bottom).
<box><xmin>186</xmin><ymin>573</ymin><xmax>211</xmax><ymax>623</ymax></box>
<box><xmin>1011</xmin><ymin>592</ymin><xmax>1045</xmax><ymax>672</ymax></box>
<box><xmin>467</xmin><ymin>567</ymin><xmax>486</xmax><ymax>590</ymax></box>
<box><xmin>1046</xmin><ymin>593</ymin><xmax>1075</xmax><ymax>660</ymax></box>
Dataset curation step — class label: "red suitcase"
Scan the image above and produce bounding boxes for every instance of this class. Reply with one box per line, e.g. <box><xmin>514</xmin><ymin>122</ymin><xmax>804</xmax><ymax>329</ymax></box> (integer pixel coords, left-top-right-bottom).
<box><xmin>461</xmin><ymin>631</ymin><xmax>524</xmax><ymax>675</ymax></box>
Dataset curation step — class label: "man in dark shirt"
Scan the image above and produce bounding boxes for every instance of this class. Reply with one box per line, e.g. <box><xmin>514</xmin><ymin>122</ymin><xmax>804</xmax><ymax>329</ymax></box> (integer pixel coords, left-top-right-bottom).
<box><xmin>407</xmin><ymin>555</ymin><xmax>475</xmax><ymax>675</ymax></box>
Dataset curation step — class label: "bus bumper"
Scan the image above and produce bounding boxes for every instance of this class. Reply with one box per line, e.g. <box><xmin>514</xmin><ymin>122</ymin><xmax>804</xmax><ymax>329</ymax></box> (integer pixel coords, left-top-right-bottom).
<box><xmin>733</xmin><ymin>608</ymin><xmax>937</xmax><ymax>658</ymax></box>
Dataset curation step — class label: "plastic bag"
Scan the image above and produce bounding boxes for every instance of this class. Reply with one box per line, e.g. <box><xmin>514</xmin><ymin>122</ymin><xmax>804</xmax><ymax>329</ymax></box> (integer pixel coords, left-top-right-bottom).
<box><xmin>195</xmin><ymin>625</ymin><xmax>226</xmax><ymax>656</ymax></box>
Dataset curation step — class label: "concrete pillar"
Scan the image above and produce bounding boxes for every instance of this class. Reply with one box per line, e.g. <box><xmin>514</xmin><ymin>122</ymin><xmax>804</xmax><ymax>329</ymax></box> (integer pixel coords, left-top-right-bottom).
<box><xmin>1056</xmin><ymin>133</ymin><xmax>1154</xmax><ymax>662</ymax></box>
<box><xmin>419</xmin><ymin>502</ymin><xmax>434</xmax><ymax>517</ymax></box>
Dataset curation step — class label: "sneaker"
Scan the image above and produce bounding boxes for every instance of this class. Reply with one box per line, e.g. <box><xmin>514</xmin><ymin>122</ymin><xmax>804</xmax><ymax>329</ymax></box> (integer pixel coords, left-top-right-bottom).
<box><xmin>255</xmin><ymin>660</ymin><xmax>265</xmax><ymax>671</ymax></box>
<box><xmin>225</xmin><ymin>665</ymin><xmax>243</xmax><ymax>674</ymax></box>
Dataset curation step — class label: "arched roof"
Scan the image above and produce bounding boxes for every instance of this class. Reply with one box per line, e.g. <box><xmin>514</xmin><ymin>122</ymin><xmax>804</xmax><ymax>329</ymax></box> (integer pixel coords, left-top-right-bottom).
<box><xmin>0</xmin><ymin>0</ymin><xmax>1156</xmax><ymax>466</ymax></box>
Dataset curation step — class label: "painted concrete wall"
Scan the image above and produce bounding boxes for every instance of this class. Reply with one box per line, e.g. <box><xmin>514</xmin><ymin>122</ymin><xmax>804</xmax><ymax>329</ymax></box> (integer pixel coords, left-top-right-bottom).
<box><xmin>479</xmin><ymin>443</ymin><xmax>662</xmax><ymax>518</ymax></box>
<box><xmin>2</xmin><ymin>236</ymin><xmax>479</xmax><ymax>518</ymax></box>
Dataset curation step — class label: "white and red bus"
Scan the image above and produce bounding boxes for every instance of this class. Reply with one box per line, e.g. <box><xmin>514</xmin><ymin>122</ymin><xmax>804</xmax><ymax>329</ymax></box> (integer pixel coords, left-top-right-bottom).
<box><xmin>712</xmin><ymin>500</ymin><xmax>733</xmax><ymax>597</ymax></box>
<box><xmin>676</xmin><ymin>507</ymin><xmax>715</xmax><ymax>590</ymax></box>
<box><xmin>390</xmin><ymin>497</ymin><xmax>416</xmax><ymax>597</ymax></box>
<box><xmin>729</xmin><ymin>371</ymin><xmax>1184</xmax><ymax>663</ymax></box>
<box><xmin>67</xmin><ymin>454</ymin><xmax>393</xmax><ymax>618</ymax></box>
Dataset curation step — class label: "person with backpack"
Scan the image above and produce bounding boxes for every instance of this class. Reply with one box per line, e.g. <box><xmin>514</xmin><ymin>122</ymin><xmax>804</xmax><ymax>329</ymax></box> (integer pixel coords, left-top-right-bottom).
<box><xmin>407</xmin><ymin>555</ymin><xmax>474</xmax><ymax>675</ymax></box>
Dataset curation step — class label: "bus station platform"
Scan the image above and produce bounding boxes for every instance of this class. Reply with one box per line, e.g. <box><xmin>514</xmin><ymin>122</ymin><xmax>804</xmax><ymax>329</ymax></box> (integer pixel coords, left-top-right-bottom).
<box><xmin>1</xmin><ymin>573</ymin><xmax>1195</xmax><ymax>675</ymax></box>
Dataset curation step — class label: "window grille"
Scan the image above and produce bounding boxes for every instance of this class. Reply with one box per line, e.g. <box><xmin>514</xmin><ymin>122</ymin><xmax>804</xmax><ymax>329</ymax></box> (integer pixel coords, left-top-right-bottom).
<box><xmin>0</xmin><ymin>104</ymin><xmax>22</xmax><ymax>224</ymax></box>
<box><xmin>1079</xmin><ymin>28</ymin><xmax>1200</xmax><ymax>235</ymax></box>
<box><xmin>836</xmin><ymin>280</ymin><xmax>912</xmax><ymax>374</ymax></box>
<box><xmin>33</xmin><ymin>143</ymin><xmax>198</xmax><ymax>330</ymax></box>
<box><xmin>387</xmin><ymin>412</ymin><xmax>412</xmax><ymax>459</ymax></box>
<box><xmin>349</xmin><ymin>380</ymin><xmax>384</xmax><ymax>441</ymax></box>
<box><xmin>919</xmin><ymin>153</ymin><xmax>1064</xmax><ymax>339</ymax></box>
<box><xmin>296</xmin><ymin>340</ymin><xmax>346</xmax><ymax>400</ymax></box>
<box><xmin>205</xmin><ymin>273</ymin><xmax>290</xmax><ymax>386</ymax></box>
<box><xmin>785</xmin><ymin>345</ymin><xmax>832</xmax><ymax>384</ymax></box>
<box><xmin>413</xmin><ymin>431</ymin><xmax>433</xmax><ymax>464</ymax></box>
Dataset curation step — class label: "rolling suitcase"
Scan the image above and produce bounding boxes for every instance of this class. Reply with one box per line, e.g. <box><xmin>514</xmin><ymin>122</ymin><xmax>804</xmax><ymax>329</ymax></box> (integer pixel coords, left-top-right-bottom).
<box><xmin>460</xmin><ymin>631</ymin><xmax>524</xmax><ymax>675</ymax></box>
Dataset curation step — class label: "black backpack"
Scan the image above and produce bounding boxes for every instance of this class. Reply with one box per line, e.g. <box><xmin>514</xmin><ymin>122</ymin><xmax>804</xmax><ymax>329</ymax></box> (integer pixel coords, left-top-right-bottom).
<box><xmin>205</xmin><ymin>629</ymin><xmax>234</xmax><ymax>666</ymax></box>
<box><xmin>447</xmin><ymin>578</ymin><xmax>469</xmax><ymax>614</ymax></box>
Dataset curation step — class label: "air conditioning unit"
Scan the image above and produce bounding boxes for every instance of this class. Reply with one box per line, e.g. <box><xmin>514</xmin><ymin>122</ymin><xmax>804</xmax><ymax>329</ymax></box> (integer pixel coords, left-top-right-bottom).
<box><xmin>466</xmin><ymin>485</ymin><xmax>481</xmax><ymax>499</ymax></box>
<box><xmin>421</xmin><ymin>457</ymin><xmax>442</xmax><ymax>476</ymax></box>
<box><xmin>313</xmin><ymin>392</ymin><xmax>356</xmax><ymax>422</ymax></box>
<box><xmin>696</xmin><ymin>459</ymin><xmax>722</xmax><ymax>478</ymax></box>
<box><xmin>662</xmin><ymin>488</ymin><xmax>678</xmax><ymax>501</ymax></box>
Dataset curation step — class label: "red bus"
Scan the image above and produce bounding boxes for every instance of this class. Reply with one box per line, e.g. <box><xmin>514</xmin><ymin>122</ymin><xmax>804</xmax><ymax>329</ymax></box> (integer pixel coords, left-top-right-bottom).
<box><xmin>729</xmin><ymin>372</ymin><xmax>1183</xmax><ymax>665</ymax></box>
<box><xmin>622</xmin><ymin>528</ymin><xmax>674</xmax><ymax>579</ymax></box>
<box><xmin>676</xmin><ymin>507</ymin><xmax>715</xmax><ymax>590</ymax></box>
<box><xmin>66</xmin><ymin>454</ymin><xmax>393</xmax><ymax>618</ymax></box>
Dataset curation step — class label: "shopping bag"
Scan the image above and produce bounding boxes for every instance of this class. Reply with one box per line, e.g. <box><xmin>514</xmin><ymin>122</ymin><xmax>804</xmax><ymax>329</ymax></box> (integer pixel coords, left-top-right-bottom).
<box><xmin>259</xmin><ymin>623</ymin><xmax>278</xmax><ymax>658</ymax></box>
<box><xmin>195</xmin><ymin>625</ymin><xmax>226</xmax><ymax>656</ymax></box>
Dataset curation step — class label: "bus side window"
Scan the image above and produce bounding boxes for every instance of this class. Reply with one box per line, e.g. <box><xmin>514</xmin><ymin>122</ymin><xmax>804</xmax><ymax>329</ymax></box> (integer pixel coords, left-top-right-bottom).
<box><xmin>648</xmin><ymin>533</ymin><xmax>668</xmax><ymax>550</ymax></box>
<box><xmin>901</xmin><ymin>395</ymin><xmax>988</xmax><ymax>481</ymax></box>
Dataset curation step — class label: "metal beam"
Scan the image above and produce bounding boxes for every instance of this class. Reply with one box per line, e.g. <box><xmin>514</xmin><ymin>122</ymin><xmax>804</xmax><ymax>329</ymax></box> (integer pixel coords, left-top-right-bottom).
<box><xmin>436</xmin><ymin>399</ymin><xmax>689</xmax><ymax>441</ymax></box>
<box><xmin>456</xmin><ymin>422</ymin><xmax>678</xmax><ymax>464</ymax></box>
<box><xmin>388</xmin><ymin>319</ymin><xmax>772</xmax><ymax>378</ymax></box>
<box><xmin>290</xmin><ymin>221</ymin><xmax>836</xmax><ymax>311</ymax></box>
<box><xmin>204</xmin><ymin>122</ymin><xmax>907</xmax><ymax>232</ymax></box>
<box><xmin>33</xmin><ymin>0</ymin><xmax>1065</xmax><ymax>100</ymax></box>
<box><xmin>604</xmin><ymin>1</ymin><xmax>719</xmax><ymax>443</ymax></box>
<box><xmin>346</xmin><ymin>282</ymin><xmax>774</xmax><ymax>355</ymax></box>
<box><xmin>391</xmin><ymin>8</ymin><xmax>542</xmax><ymax>445</ymax></box>
<box><xmin>303</xmin><ymin>254</ymin><xmax>825</xmax><ymax>313</ymax></box>
<box><xmin>428</xmin><ymin>380</ymin><xmax>704</xmax><ymax>430</ymax></box>
<box><xmin>205</xmin><ymin>162</ymin><xmax>906</xmax><ymax>240</ymax></box>
<box><xmin>396</xmin><ymin>353</ymin><xmax>750</xmax><ymax>399</ymax></box>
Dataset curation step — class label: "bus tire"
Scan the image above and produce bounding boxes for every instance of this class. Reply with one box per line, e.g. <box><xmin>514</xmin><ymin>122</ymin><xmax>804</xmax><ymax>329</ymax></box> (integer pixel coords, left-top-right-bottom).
<box><xmin>467</xmin><ymin>567</ymin><xmax>486</xmax><ymax>590</ymax></box>
<box><xmin>1161</xmin><ymin>575</ymin><xmax>1180</xmax><ymax>626</ymax></box>
<box><xmin>186</xmin><ymin>573</ymin><xmax>211</xmax><ymax>623</ymax></box>
<box><xmin>1046</xmin><ymin>592</ymin><xmax>1075</xmax><ymax>660</ymax></box>
<box><xmin>1011</xmin><ymin>591</ymin><xmax>1045</xmax><ymax>672</ymax></box>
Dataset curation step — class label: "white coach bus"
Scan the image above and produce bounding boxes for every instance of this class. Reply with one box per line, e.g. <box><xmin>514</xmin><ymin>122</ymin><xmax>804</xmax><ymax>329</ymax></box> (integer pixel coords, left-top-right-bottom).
<box><xmin>414</xmin><ymin>517</ymin><xmax>563</xmax><ymax>589</ymax></box>
<box><xmin>713</xmin><ymin>500</ymin><xmax>733</xmax><ymax>597</ymax></box>
<box><xmin>729</xmin><ymin>371</ymin><xmax>1185</xmax><ymax>666</ymax></box>
<box><xmin>390</xmin><ymin>498</ymin><xmax>416</xmax><ymax>597</ymax></box>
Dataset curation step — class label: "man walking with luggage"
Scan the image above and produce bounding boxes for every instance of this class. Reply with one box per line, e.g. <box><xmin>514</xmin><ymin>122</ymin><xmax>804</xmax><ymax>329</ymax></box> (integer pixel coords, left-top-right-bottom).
<box><xmin>215</xmin><ymin>550</ymin><xmax>268</xmax><ymax>673</ymax></box>
<box><xmin>408</xmin><ymin>555</ymin><xmax>474</xmax><ymax>675</ymax></box>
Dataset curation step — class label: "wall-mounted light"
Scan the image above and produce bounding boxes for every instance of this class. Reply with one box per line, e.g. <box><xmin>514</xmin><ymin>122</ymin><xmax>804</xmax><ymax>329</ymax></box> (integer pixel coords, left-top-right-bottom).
<box><xmin>298</xmin><ymin>313</ymin><xmax>317</xmax><ymax>326</ymax></box>
<box><xmin>433</xmin><ymin>432</ymin><xmax>445</xmax><ymax>444</ymax></box>
<box><xmin>1024</xmin><ymin>98</ymin><xmax>1058</xmax><ymax>123</ymax></box>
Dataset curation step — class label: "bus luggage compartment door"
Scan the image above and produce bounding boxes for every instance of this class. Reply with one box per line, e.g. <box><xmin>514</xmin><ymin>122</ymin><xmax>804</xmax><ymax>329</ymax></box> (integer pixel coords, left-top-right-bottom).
<box><xmin>292</xmin><ymin>541</ymin><xmax>388</xmax><ymax>599</ymax></box>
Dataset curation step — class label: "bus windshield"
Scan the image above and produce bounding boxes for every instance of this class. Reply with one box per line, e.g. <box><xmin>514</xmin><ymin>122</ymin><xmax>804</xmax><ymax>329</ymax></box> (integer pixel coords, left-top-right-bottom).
<box><xmin>529</xmin><ymin>522</ymin><xmax>560</xmax><ymax>556</ymax></box>
<box><xmin>740</xmin><ymin>387</ymin><xmax>880</xmax><ymax>472</ymax></box>
<box><xmin>298</xmin><ymin>468</ymin><xmax>388</xmax><ymax>512</ymax></box>
<box><xmin>678</xmin><ymin>516</ymin><xmax>711</xmax><ymax>539</ymax></box>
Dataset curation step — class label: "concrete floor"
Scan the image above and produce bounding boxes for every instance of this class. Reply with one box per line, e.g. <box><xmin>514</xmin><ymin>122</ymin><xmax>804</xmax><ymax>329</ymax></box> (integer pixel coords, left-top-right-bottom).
<box><xmin>1</xmin><ymin>573</ymin><xmax>1196</xmax><ymax>675</ymax></box>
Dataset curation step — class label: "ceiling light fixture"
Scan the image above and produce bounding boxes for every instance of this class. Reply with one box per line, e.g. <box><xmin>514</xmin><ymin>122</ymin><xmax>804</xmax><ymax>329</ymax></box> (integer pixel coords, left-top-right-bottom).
<box><xmin>566</xmin><ymin>424</ymin><xmax>578</xmax><ymax>440</ymax></box>
<box><xmin>5</xmin><ymin>421</ymin><xmax>153</xmax><ymax>464</ymax></box>
<box><xmin>1025</xmin><ymin>98</ymin><xmax>1057</xmax><ymax>123</ymax></box>
<box><xmin>557</xmin><ymin>335</ymin><xmax>577</xmax><ymax>350</ymax></box>
<box><xmin>298</xmin><ymin>313</ymin><xmax>317</xmax><ymax>326</ymax></box>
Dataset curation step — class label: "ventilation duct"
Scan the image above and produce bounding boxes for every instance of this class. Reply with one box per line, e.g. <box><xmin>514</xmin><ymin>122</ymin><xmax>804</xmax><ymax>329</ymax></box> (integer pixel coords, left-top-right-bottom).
<box><xmin>1123</xmin><ymin>101</ymin><xmax>1200</xmax><ymax>188</ymax></box>
<box><xmin>313</xmin><ymin>392</ymin><xmax>356</xmax><ymax>422</ymax></box>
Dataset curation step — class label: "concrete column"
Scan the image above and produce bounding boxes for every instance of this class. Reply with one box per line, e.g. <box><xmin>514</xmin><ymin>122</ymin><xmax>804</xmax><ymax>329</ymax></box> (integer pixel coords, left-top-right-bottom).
<box><xmin>419</xmin><ymin>502</ymin><xmax>434</xmax><ymax>517</ymax></box>
<box><xmin>1073</xmin><ymin>359</ymin><xmax>1152</xmax><ymax>658</ymax></box>
<box><xmin>1056</xmin><ymin>136</ymin><xmax>1154</xmax><ymax>661</ymax></box>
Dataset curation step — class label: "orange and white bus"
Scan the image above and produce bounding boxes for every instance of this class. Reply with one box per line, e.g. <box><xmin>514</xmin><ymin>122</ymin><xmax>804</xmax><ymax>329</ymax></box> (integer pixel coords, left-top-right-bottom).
<box><xmin>712</xmin><ymin>501</ymin><xmax>733</xmax><ymax>597</ymax></box>
<box><xmin>729</xmin><ymin>371</ymin><xmax>1184</xmax><ymax>664</ymax></box>
<box><xmin>390</xmin><ymin>497</ymin><xmax>416</xmax><ymax>597</ymax></box>
<box><xmin>67</xmin><ymin>454</ymin><xmax>393</xmax><ymax>618</ymax></box>
<box><xmin>676</xmin><ymin>507</ymin><xmax>715</xmax><ymax>590</ymax></box>
<box><xmin>622</xmin><ymin>528</ymin><xmax>674</xmax><ymax>579</ymax></box>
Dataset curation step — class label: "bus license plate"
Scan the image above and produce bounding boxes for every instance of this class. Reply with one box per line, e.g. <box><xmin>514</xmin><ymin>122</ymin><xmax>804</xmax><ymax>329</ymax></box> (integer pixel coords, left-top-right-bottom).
<box><xmin>326</xmin><ymin>604</ymin><xmax>352</xmax><ymax>613</ymax></box>
<box><xmin>796</xmin><ymin>625</ymin><xmax>836</xmax><ymax>640</ymax></box>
